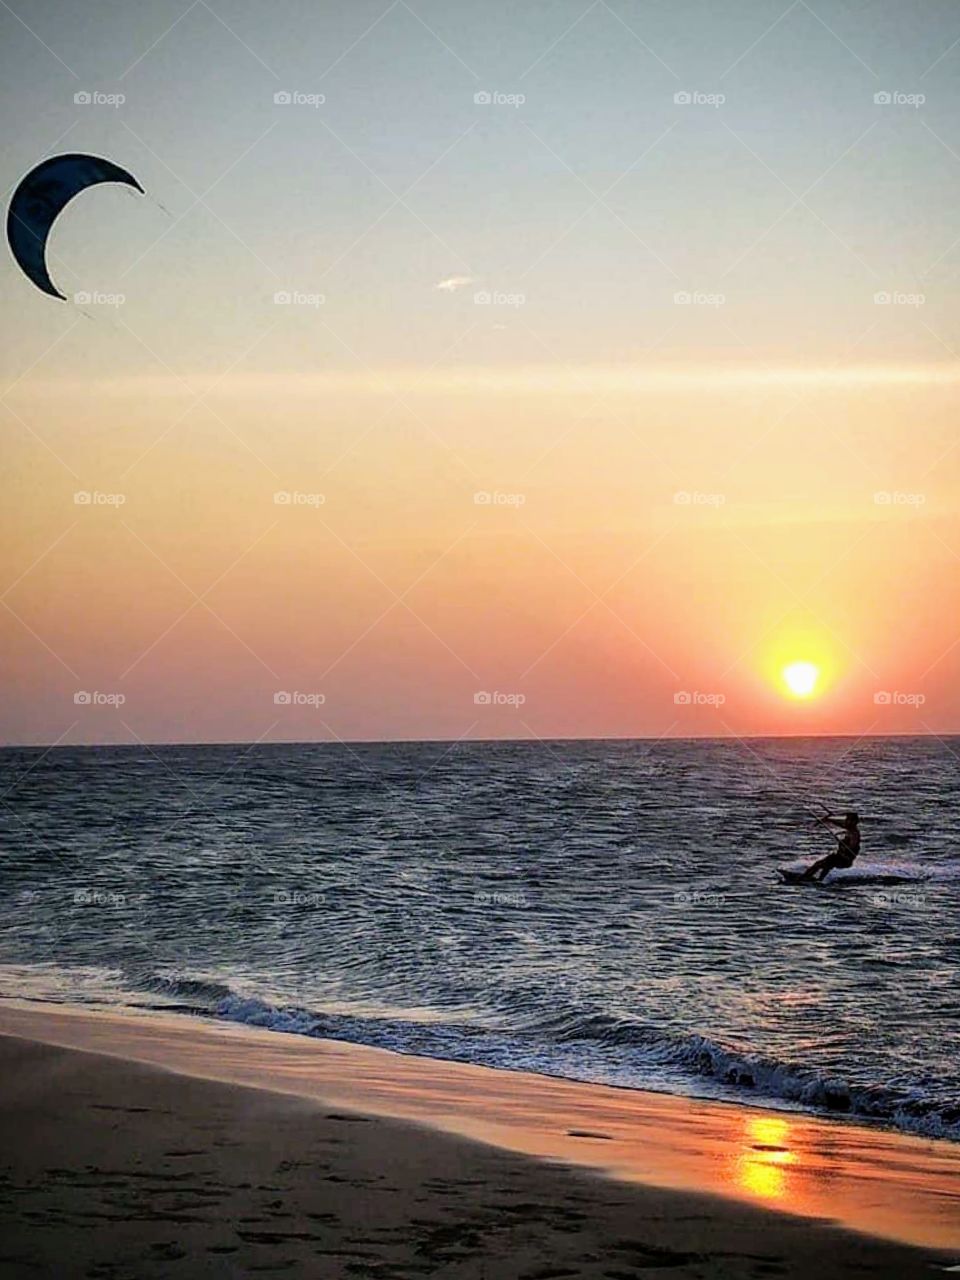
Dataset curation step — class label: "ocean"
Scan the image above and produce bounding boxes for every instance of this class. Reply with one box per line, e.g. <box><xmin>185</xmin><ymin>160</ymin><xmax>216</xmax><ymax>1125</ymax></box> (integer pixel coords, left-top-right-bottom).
<box><xmin>1</xmin><ymin>735</ymin><xmax>958</xmax><ymax>1141</ymax></box>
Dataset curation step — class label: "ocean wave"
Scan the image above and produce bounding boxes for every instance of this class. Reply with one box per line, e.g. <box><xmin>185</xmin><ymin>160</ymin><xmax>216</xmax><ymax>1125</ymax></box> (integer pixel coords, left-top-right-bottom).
<box><xmin>522</xmin><ymin>1008</ymin><xmax>960</xmax><ymax>1138</ymax></box>
<box><xmin>638</xmin><ymin>1027</ymin><xmax>960</xmax><ymax>1139</ymax></box>
<box><xmin>138</xmin><ymin>979</ymin><xmax>960</xmax><ymax>1143</ymax></box>
<box><xmin>139</xmin><ymin>973</ymin><xmax>237</xmax><ymax>1005</ymax></box>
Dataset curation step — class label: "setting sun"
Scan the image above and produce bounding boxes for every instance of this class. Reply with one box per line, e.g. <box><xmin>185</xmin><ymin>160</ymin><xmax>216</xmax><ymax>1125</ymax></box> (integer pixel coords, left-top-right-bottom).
<box><xmin>783</xmin><ymin>661</ymin><xmax>820</xmax><ymax>698</ymax></box>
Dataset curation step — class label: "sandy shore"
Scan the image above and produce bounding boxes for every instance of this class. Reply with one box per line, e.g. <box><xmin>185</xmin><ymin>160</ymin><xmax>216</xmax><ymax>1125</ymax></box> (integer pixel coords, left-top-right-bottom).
<box><xmin>0</xmin><ymin>1004</ymin><xmax>958</xmax><ymax>1278</ymax></box>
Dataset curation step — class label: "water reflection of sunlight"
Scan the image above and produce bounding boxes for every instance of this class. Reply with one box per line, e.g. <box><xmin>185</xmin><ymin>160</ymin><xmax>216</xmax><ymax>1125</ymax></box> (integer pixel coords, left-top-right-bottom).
<box><xmin>736</xmin><ymin>1116</ymin><xmax>798</xmax><ymax>1201</ymax></box>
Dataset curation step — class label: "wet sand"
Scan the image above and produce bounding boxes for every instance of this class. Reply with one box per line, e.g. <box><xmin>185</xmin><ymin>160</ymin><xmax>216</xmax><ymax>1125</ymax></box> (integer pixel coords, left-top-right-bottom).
<box><xmin>0</xmin><ymin>1003</ymin><xmax>958</xmax><ymax>1278</ymax></box>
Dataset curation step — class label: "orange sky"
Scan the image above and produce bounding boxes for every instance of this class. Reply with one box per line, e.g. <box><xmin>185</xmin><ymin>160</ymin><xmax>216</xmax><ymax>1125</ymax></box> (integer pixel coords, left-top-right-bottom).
<box><xmin>3</xmin><ymin>363</ymin><xmax>958</xmax><ymax>744</ymax></box>
<box><xmin>3</xmin><ymin>0</ymin><xmax>960</xmax><ymax>744</ymax></box>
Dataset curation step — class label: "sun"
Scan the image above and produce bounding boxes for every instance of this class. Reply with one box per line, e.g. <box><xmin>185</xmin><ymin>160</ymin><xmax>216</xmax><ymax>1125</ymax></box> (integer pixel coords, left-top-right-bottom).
<box><xmin>782</xmin><ymin>661</ymin><xmax>820</xmax><ymax>698</ymax></box>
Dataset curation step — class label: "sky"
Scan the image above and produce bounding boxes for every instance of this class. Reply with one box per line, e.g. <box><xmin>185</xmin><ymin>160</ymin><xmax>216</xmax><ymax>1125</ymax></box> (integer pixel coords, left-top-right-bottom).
<box><xmin>2</xmin><ymin>0</ymin><xmax>960</xmax><ymax>745</ymax></box>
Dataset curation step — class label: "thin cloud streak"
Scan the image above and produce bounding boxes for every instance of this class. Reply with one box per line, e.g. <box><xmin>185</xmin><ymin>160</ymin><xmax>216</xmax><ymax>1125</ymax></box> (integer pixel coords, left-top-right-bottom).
<box><xmin>19</xmin><ymin>362</ymin><xmax>960</xmax><ymax>400</ymax></box>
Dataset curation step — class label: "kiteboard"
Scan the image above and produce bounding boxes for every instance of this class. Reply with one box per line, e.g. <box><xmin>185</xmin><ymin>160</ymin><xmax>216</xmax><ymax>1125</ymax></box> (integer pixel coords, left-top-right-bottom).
<box><xmin>777</xmin><ymin>866</ymin><xmax>921</xmax><ymax>887</ymax></box>
<box><xmin>777</xmin><ymin>868</ymin><xmax>815</xmax><ymax>885</ymax></box>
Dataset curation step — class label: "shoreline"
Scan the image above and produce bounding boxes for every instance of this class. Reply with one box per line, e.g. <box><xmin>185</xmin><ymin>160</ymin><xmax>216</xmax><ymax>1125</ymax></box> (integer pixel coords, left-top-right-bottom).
<box><xmin>1</xmin><ymin>999</ymin><xmax>959</xmax><ymax>1258</ymax></box>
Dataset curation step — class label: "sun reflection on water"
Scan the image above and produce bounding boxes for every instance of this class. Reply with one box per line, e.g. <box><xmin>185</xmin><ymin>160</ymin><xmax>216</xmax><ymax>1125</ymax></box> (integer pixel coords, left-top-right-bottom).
<box><xmin>736</xmin><ymin>1116</ymin><xmax>798</xmax><ymax>1201</ymax></box>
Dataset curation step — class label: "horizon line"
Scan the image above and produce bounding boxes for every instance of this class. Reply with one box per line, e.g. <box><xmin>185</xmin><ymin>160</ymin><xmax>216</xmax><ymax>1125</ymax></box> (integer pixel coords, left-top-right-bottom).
<box><xmin>1</xmin><ymin>729</ymin><xmax>955</xmax><ymax>751</ymax></box>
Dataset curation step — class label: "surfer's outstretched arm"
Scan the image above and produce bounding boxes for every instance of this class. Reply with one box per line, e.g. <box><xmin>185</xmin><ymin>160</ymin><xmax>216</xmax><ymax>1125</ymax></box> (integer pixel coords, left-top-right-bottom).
<box><xmin>812</xmin><ymin>816</ymin><xmax>844</xmax><ymax>843</ymax></box>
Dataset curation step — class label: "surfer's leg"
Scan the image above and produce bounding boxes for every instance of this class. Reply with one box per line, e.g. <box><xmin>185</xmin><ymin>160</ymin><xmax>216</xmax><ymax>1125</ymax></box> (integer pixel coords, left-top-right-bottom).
<box><xmin>801</xmin><ymin>855</ymin><xmax>829</xmax><ymax>880</ymax></box>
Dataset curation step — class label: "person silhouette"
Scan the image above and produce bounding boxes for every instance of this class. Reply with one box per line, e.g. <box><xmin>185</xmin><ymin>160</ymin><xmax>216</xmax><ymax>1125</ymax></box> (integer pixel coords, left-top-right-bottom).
<box><xmin>801</xmin><ymin>812</ymin><xmax>861</xmax><ymax>881</ymax></box>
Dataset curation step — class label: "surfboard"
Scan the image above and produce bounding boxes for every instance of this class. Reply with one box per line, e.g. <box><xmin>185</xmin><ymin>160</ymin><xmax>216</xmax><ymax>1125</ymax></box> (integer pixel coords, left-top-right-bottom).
<box><xmin>777</xmin><ymin>868</ymin><xmax>814</xmax><ymax>885</ymax></box>
<box><xmin>777</xmin><ymin>867</ymin><xmax>922</xmax><ymax>887</ymax></box>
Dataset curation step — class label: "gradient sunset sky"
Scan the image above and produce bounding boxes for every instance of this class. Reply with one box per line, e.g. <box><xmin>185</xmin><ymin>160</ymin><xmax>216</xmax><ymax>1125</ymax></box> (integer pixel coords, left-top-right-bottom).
<box><xmin>2</xmin><ymin>0</ymin><xmax>960</xmax><ymax>745</ymax></box>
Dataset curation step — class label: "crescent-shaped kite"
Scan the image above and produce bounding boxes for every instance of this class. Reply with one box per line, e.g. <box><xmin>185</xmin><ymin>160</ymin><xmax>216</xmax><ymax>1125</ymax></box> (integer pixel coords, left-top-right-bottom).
<box><xmin>6</xmin><ymin>153</ymin><xmax>144</xmax><ymax>300</ymax></box>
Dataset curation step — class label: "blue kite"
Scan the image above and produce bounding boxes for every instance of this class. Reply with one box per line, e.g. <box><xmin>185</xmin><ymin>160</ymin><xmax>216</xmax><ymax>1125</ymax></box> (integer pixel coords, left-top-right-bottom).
<box><xmin>6</xmin><ymin>153</ymin><xmax>143</xmax><ymax>300</ymax></box>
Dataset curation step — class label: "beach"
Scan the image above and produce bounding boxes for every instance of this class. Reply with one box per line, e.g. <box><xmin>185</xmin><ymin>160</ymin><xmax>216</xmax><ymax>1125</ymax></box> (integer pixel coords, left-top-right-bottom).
<box><xmin>1</xmin><ymin>1003</ymin><xmax>957</xmax><ymax>1278</ymax></box>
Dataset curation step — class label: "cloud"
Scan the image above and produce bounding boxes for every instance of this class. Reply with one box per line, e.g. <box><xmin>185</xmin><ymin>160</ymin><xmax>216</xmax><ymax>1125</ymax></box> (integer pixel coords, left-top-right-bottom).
<box><xmin>435</xmin><ymin>275</ymin><xmax>475</xmax><ymax>293</ymax></box>
<box><xmin>21</xmin><ymin>362</ymin><xmax>960</xmax><ymax>402</ymax></box>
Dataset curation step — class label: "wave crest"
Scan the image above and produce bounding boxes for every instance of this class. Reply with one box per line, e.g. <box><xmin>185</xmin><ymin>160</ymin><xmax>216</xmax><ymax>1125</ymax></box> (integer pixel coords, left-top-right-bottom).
<box><xmin>130</xmin><ymin>976</ymin><xmax>960</xmax><ymax>1143</ymax></box>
